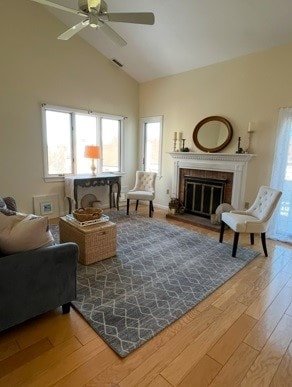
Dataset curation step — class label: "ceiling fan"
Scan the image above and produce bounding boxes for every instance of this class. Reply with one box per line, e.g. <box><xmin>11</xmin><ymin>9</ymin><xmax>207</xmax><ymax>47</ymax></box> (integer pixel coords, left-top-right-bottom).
<box><xmin>31</xmin><ymin>0</ymin><xmax>155</xmax><ymax>46</ymax></box>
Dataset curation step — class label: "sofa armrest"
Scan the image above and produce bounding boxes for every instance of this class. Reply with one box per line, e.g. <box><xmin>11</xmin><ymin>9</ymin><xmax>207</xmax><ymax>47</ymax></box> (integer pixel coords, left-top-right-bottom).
<box><xmin>0</xmin><ymin>242</ymin><xmax>79</xmax><ymax>332</ymax></box>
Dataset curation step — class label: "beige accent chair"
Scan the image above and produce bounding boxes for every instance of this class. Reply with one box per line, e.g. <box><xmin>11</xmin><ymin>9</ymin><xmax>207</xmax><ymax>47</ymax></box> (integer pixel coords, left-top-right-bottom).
<box><xmin>219</xmin><ymin>186</ymin><xmax>282</xmax><ymax>257</ymax></box>
<box><xmin>126</xmin><ymin>171</ymin><xmax>157</xmax><ymax>217</ymax></box>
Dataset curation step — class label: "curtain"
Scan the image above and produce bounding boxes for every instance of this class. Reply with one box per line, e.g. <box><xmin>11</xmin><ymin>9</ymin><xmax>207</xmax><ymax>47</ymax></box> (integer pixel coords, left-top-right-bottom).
<box><xmin>267</xmin><ymin>108</ymin><xmax>292</xmax><ymax>243</ymax></box>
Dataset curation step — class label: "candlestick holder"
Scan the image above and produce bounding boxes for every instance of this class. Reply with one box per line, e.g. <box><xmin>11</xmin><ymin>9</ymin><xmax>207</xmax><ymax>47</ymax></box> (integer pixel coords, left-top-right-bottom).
<box><xmin>173</xmin><ymin>139</ymin><xmax>177</xmax><ymax>152</ymax></box>
<box><xmin>180</xmin><ymin>139</ymin><xmax>185</xmax><ymax>151</ymax></box>
<box><xmin>235</xmin><ymin>136</ymin><xmax>244</xmax><ymax>154</ymax></box>
<box><xmin>180</xmin><ymin>139</ymin><xmax>190</xmax><ymax>152</ymax></box>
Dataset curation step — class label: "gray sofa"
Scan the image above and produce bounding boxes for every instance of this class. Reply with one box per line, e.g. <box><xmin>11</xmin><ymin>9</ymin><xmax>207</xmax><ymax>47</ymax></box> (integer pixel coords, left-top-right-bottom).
<box><xmin>0</xmin><ymin>197</ymin><xmax>79</xmax><ymax>332</ymax></box>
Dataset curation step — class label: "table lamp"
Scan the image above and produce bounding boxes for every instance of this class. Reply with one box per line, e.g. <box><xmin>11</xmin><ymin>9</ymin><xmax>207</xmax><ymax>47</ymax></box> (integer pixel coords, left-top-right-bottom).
<box><xmin>84</xmin><ymin>145</ymin><xmax>100</xmax><ymax>176</ymax></box>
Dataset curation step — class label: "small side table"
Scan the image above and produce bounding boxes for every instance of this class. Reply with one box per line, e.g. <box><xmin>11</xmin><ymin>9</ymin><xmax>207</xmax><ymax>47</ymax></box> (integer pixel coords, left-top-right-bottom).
<box><xmin>64</xmin><ymin>174</ymin><xmax>121</xmax><ymax>213</ymax></box>
<box><xmin>59</xmin><ymin>217</ymin><xmax>117</xmax><ymax>265</ymax></box>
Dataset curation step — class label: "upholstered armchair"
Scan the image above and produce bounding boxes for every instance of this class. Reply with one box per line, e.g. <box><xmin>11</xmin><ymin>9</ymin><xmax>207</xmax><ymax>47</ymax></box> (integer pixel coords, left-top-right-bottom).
<box><xmin>219</xmin><ymin>186</ymin><xmax>282</xmax><ymax>257</ymax></box>
<box><xmin>126</xmin><ymin>171</ymin><xmax>157</xmax><ymax>217</ymax></box>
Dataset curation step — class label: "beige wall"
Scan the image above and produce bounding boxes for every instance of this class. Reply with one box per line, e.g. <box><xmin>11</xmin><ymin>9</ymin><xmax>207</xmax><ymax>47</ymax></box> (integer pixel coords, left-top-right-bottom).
<box><xmin>0</xmin><ymin>1</ymin><xmax>139</xmax><ymax>214</ymax></box>
<box><xmin>2</xmin><ymin>2</ymin><xmax>292</xmax><ymax>214</ymax></box>
<box><xmin>139</xmin><ymin>43</ymin><xmax>292</xmax><ymax>208</ymax></box>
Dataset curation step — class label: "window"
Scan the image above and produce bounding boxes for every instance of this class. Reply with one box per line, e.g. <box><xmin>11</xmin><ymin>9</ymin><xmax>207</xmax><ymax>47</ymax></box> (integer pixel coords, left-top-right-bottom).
<box><xmin>268</xmin><ymin>107</ymin><xmax>292</xmax><ymax>242</ymax></box>
<box><xmin>140</xmin><ymin>116</ymin><xmax>163</xmax><ymax>176</ymax></box>
<box><xmin>101</xmin><ymin>118</ymin><xmax>121</xmax><ymax>172</ymax></box>
<box><xmin>75</xmin><ymin>114</ymin><xmax>97</xmax><ymax>175</ymax></box>
<box><xmin>42</xmin><ymin>104</ymin><xmax>124</xmax><ymax>180</ymax></box>
<box><xmin>45</xmin><ymin>110</ymin><xmax>72</xmax><ymax>175</ymax></box>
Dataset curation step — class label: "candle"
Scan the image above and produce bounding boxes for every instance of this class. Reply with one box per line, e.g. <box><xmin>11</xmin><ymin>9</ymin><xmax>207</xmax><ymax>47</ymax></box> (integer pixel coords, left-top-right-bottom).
<box><xmin>174</xmin><ymin>132</ymin><xmax>177</xmax><ymax>140</ymax></box>
<box><xmin>248</xmin><ymin>122</ymin><xmax>255</xmax><ymax>133</ymax></box>
<box><xmin>178</xmin><ymin>132</ymin><xmax>183</xmax><ymax>141</ymax></box>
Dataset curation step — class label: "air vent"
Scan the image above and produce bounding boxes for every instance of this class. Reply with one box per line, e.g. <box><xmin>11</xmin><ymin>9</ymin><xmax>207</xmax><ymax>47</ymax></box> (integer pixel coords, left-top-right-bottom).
<box><xmin>112</xmin><ymin>58</ymin><xmax>123</xmax><ymax>67</ymax></box>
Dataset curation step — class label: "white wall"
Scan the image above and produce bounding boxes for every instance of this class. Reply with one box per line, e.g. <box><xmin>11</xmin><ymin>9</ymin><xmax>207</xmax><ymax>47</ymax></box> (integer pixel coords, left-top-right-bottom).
<box><xmin>139</xmin><ymin>43</ymin><xmax>292</xmax><ymax>207</ymax></box>
<box><xmin>0</xmin><ymin>0</ymin><xmax>139</xmax><ymax>213</ymax></box>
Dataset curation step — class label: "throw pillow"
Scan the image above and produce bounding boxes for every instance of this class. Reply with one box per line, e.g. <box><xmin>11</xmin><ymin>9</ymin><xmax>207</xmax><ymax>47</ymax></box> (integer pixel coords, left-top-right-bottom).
<box><xmin>0</xmin><ymin>213</ymin><xmax>55</xmax><ymax>255</ymax></box>
<box><xmin>0</xmin><ymin>197</ymin><xmax>7</xmax><ymax>210</ymax></box>
<box><xmin>0</xmin><ymin>197</ymin><xmax>16</xmax><ymax>216</ymax></box>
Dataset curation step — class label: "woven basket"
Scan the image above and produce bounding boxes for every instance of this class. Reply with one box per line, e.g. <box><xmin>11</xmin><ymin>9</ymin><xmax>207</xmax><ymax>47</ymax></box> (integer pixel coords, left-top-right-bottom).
<box><xmin>73</xmin><ymin>207</ymin><xmax>103</xmax><ymax>222</ymax></box>
<box><xmin>59</xmin><ymin>218</ymin><xmax>117</xmax><ymax>264</ymax></box>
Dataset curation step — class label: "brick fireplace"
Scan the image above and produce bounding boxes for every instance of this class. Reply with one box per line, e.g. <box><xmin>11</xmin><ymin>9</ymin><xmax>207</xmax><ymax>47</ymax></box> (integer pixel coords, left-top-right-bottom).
<box><xmin>183</xmin><ymin>175</ymin><xmax>230</xmax><ymax>218</ymax></box>
<box><xmin>179</xmin><ymin>169</ymin><xmax>233</xmax><ymax>216</ymax></box>
<box><xmin>168</xmin><ymin>152</ymin><xmax>255</xmax><ymax>211</ymax></box>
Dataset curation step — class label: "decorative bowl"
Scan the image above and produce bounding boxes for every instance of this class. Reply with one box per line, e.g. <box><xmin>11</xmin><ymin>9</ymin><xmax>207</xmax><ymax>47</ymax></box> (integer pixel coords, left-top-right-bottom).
<box><xmin>72</xmin><ymin>207</ymin><xmax>103</xmax><ymax>222</ymax></box>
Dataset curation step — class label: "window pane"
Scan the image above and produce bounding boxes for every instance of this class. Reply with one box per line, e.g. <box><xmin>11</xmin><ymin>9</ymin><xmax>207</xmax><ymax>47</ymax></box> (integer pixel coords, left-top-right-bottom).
<box><xmin>145</xmin><ymin>122</ymin><xmax>161</xmax><ymax>173</ymax></box>
<box><xmin>75</xmin><ymin>114</ymin><xmax>97</xmax><ymax>174</ymax></box>
<box><xmin>46</xmin><ymin>110</ymin><xmax>72</xmax><ymax>175</ymax></box>
<box><xmin>101</xmin><ymin>118</ymin><xmax>120</xmax><ymax>172</ymax></box>
<box><xmin>284</xmin><ymin>127</ymin><xmax>292</xmax><ymax>180</ymax></box>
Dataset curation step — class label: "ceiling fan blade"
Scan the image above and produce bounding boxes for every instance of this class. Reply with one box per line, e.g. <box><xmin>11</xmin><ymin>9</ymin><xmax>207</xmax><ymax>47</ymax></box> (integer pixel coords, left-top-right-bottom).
<box><xmin>58</xmin><ymin>20</ymin><xmax>89</xmax><ymax>40</ymax></box>
<box><xmin>30</xmin><ymin>0</ymin><xmax>82</xmax><ymax>16</ymax></box>
<box><xmin>99</xmin><ymin>23</ymin><xmax>127</xmax><ymax>46</ymax></box>
<box><xmin>105</xmin><ymin>12</ymin><xmax>155</xmax><ymax>25</ymax></box>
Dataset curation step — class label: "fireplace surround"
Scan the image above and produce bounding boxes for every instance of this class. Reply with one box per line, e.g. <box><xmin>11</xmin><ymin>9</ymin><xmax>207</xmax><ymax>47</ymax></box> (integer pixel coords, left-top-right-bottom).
<box><xmin>168</xmin><ymin>152</ymin><xmax>255</xmax><ymax>210</ymax></box>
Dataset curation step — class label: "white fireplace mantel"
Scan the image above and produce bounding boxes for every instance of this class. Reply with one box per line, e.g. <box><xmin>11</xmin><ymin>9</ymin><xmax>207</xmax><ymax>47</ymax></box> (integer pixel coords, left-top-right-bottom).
<box><xmin>168</xmin><ymin>152</ymin><xmax>256</xmax><ymax>209</ymax></box>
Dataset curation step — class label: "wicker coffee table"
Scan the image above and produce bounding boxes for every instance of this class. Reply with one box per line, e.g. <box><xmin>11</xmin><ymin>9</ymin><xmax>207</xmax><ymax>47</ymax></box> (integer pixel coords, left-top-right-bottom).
<box><xmin>59</xmin><ymin>216</ymin><xmax>117</xmax><ymax>265</ymax></box>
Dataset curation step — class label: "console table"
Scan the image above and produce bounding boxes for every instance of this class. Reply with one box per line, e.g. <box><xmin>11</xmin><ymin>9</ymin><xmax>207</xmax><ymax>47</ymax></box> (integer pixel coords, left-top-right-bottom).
<box><xmin>65</xmin><ymin>174</ymin><xmax>121</xmax><ymax>213</ymax></box>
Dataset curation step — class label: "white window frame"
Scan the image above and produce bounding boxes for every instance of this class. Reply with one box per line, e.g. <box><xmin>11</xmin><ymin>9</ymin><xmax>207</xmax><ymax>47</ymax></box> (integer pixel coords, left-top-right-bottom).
<box><xmin>41</xmin><ymin>104</ymin><xmax>124</xmax><ymax>181</ymax></box>
<box><xmin>140</xmin><ymin>116</ymin><xmax>163</xmax><ymax>178</ymax></box>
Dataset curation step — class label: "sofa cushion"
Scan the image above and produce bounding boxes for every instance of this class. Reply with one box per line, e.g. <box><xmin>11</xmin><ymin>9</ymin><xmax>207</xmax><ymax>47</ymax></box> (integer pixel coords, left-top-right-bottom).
<box><xmin>0</xmin><ymin>213</ymin><xmax>55</xmax><ymax>255</ymax></box>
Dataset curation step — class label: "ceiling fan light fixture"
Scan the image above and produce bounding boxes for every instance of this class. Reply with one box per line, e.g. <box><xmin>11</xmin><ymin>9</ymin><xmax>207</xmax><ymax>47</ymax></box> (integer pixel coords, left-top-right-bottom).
<box><xmin>87</xmin><ymin>0</ymin><xmax>101</xmax><ymax>12</ymax></box>
<box><xmin>89</xmin><ymin>13</ymin><xmax>99</xmax><ymax>28</ymax></box>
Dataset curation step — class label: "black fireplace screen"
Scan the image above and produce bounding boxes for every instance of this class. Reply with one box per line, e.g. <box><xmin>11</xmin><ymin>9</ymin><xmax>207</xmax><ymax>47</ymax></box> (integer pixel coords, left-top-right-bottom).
<box><xmin>184</xmin><ymin>176</ymin><xmax>228</xmax><ymax>218</ymax></box>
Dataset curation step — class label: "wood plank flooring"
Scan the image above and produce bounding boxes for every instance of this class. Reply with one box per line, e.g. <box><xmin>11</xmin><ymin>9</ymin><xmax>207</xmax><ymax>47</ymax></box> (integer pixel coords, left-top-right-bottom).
<box><xmin>1</xmin><ymin>206</ymin><xmax>291</xmax><ymax>386</ymax></box>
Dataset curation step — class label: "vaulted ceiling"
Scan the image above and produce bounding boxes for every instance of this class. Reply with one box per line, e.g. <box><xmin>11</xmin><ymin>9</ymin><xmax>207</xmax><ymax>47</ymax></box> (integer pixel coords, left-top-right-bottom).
<box><xmin>32</xmin><ymin>0</ymin><xmax>292</xmax><ymax>83</ymax></box>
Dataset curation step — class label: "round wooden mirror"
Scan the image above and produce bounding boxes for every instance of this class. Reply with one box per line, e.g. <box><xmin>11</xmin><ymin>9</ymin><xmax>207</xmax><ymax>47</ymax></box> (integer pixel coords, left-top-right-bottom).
<box><xmin>193</xmin><ymin>116</ymin><xmax>233</xmax><ymax>153</ymax></box>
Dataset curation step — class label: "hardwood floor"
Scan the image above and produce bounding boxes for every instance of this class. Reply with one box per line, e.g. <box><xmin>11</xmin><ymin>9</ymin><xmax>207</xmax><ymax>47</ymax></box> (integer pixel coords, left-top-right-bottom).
<box><xmin>1</xmin><ymin>206</ymin><xmax>292</xmax><ymax>386</ymax></box>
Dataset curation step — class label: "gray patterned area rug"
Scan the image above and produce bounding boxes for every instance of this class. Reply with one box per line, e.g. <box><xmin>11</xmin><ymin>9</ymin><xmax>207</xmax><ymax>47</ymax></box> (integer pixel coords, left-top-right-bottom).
<box><xmin>51</xmin><ymin>211</ymin><xmax>259</xmax><ymax>357</ymax></box>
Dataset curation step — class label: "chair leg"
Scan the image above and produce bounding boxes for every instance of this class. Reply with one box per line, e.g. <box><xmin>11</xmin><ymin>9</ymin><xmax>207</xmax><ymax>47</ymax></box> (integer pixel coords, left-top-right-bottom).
<box><xmin>149</xmin><ymin>201</ymin><xmax>153</xmax><ymax>217</ymax></box>
<box><xmin>250</xmin><ymin>233</ymin><xmax>254</xmax><ymax>245</ymax></box>
<box><xmin>127</xmin><ymin>199</ymin><xmax>130</xmax><ymax>215</ymax></box>
<box><xmin>232</xmin><ymin>232</ymin><xmax>239</xmax><ymax>257</ymax></box>
<box><xmin>219</xmin><ymin>221</ymin><xmax>225</xmax><ymax>242</ymax></box>
<box><xmin>261</xmin><ymin>233</ymin><xmax>268</xmax><ymax>257</ymax></box>
<box><xmin>62</xmin><ymin>302</ymin><xmax>71</xmax><ymax>314</ymax></box>
<box><xmin>135</xmin><ymin>200</ymin><xmax>139</xmax><ymax>211</ymax></box>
